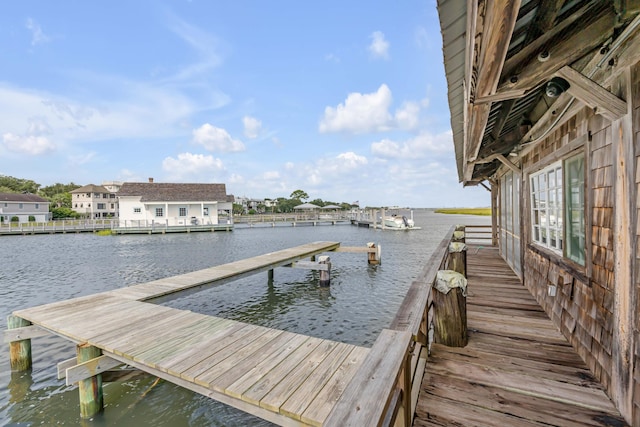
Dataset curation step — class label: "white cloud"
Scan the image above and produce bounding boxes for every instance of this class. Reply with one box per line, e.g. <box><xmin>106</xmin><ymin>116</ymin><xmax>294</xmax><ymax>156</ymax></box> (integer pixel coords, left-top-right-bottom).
<box><xmin>162</xmin><ymin>152</ymin><xmax>225</xmax><ymax>180</ymax></box>
<box><xmin>324</xmin><ymin>53</ymin><xmax>340</xmax><ymax>63</ymax></box>
<box><xmin>192</xmin><ymin>123</ymin><xmax>245</xmax><ymax>152</ymax></box>
<box><xmin>319</xmin><ymin>85</ymin><xmax>428</xmax><ymax>134</ymax></box>
<box><xmin>262</xmin><ymin>171</ymin><xmax>280</xmax><ymax>180</ymax></box>
<box><xmin>68</xmin><ymin>151</ymin><xmax>97</xmax><ymax>165</ymax></box>
<box><xmin>368</xmin><ymin>31</ymin><xmax>389</xmax><ymax>60</ymax></box>
<box><xmin>2</xmin><ymin>133</ymin><xmax>55</xmax><ymax>155</ymax></box>
<box><xmin>371</xmin><ymin>131</ymin><xmax>453</xmax><ymax>159</ymax></box>
<box><xmin>26</xmin><ymin>18</ymin><xmax>50</xmax><ymax>46</ymax></box>
<box><xmin>394</xmin><ymin>101</ymin><xmax>420</xmax><ymax>130</ymax></box>
<box><xmin>319</xmin><ymin>84</ymin><xmax>393</xmax><ymax>134</ymax></box>
<box><xmin>243</xmin><ymin>116</ymin><xmax>262</xmax><ymax>139</ymax></box>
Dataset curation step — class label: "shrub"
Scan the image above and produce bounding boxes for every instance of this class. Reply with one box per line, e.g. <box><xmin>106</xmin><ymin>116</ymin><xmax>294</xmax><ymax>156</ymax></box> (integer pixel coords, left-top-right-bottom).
<box><xmin>28</xmin><ymin>215</ymin><xmax>36</xmax><ymax>222</ymax></box>
<box><xmin>11</xmin><ymin>216</ymin><xmax>19</xmax><ymax>222</ymax></box>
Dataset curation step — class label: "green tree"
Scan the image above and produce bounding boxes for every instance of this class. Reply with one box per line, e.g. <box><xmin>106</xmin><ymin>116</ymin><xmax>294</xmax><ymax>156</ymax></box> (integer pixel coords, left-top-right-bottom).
<box><xmin>309</xmin><ymin>198</ymin><xmax>325</xmax><ymax>207</ymax></box>
<box><xmin>50</xmin><ymin>207</ymin><xmax>80</xmax><ymax>219</ymax></box>
<box><xmin>289</xmin><ymin>189</ymin><xmax>309</xmax><ymax>202</ymax></box>
<box><xmin>40</xmin><ymin>182</ymin><xmax>81</xmax><ymax>198</ymax></box>
<box><xmin>0</xmin><ymin>175</ymin><xmax>40</xmax><ymax>194</ymax></box>
<box><xmin>232</xmin><ymin>203</ymin><xmax>244</xmax><ymax>215</ymax></box>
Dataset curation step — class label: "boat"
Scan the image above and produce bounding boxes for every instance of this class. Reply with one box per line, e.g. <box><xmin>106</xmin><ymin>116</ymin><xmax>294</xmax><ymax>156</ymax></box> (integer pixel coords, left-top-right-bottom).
<box><xmin>383</xmin><ymin>214</ymin><xmax>415</xmax><ymax>229</ymax></box>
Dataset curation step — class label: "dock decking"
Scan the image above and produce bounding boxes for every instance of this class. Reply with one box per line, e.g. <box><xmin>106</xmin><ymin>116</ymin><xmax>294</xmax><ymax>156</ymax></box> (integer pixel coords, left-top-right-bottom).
<box><xmin>414</xmin><ymin>246</ymin><xmax>627</xmax><ymax>427</ymax></box>
<box><xmin>9</xmin><ymin>241</ymin><xmax>373</xmax><ymax>426</ymax></box>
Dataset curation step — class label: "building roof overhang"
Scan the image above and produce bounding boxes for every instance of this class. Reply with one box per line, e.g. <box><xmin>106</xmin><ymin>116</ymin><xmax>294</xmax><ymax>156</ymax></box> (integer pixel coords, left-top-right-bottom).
<box><xmin>437</xmin><ymin>0</ymin><xmax>640</xmax><ymax>185</ymax></box>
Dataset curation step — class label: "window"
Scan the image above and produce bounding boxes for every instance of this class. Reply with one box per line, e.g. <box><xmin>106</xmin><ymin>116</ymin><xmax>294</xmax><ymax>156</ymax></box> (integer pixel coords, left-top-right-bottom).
<box><xmin>530</xmin><ymin>154</ymin><xmax>585</xmax><ymax>264</ymax></box>
<box><xmin>565</xmin><ymin>154</ymin><xmax>585</xmax><ymax>265</ymax></box>
<box><xmin>531</xmin><ymin>162</ymin><xmax>563</xmax><ymax>252</ymax></box>
<box><xmin>155</xmin><ymin>208</ymin><xmax>164</xmax><ymax>217</ymax></box>
<box><xmin>97</xmin><ymin>203</ymin><xmax>106</xmax><ymax>210</ymax></box>
<box><xmin>179</xmin><ymin>207</ymin><xmax>187</xmax><ymax>217</ymax></box>
<box><xmin>35</xmin><ymin>204</ymin><xmax>39</xmax><ymax>209</ymax></box>
<box><xmin>19</xmin><ymin>203</ymin><xmax>23</xmax><ymax>209</ymax></box>
<box><xmin>103</xmin><ymin>194</ymin><xmax>108</xmax><ymax>199</ymax></box>
<box><xmin>110</xmin><ymin>194</ymin><xmax>115</xmax><ymax>198</ymax></box>
<box><xmin>111</xmin><ymin>203</ymin><xmax>115</xmax><ymax>209</ymax></box>
<box><xmin>203</xmin><ymin>207</ymin><xmax>209</xmax><ymax>216</ymax></box>
<box><xmin>94</xmin><ymin>193</ymin><xmax>100</xmax><ymax>197</ymax></box>
<box><xmin>134</xmin><ymin>207</ymin><xmax>141</xmax><ymax>214</ymax></box>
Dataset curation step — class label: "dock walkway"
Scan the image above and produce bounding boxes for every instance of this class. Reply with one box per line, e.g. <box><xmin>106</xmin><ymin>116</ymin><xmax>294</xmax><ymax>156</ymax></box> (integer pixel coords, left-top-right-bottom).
<box><xmin>413</xmin><ymin>246</ymin><xmax>627</xmax><ymax>426</ymax></box>
<box><xmin>10</xmin><ymin>241</ymin><xmax>371</xmax><ymax>426</ymax></box>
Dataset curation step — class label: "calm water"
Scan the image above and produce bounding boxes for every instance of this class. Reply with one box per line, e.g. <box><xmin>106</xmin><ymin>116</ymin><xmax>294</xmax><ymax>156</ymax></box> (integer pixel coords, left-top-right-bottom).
<box><xmin>0</xmin><ymin>210</ymin><xmax>489</xmax><ymax>426</ymax></box>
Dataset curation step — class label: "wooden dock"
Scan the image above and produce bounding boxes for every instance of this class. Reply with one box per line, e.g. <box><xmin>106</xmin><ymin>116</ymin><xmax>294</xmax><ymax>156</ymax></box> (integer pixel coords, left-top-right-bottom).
<box><xmin>413</xmin><ymin>246</ymin><xmax>627</xmax><ymax>427</ymax></box>
<box><xmin>5</xmin><ymin>241</ymin><xmax>389</xmax><ymax>426</ymax></box>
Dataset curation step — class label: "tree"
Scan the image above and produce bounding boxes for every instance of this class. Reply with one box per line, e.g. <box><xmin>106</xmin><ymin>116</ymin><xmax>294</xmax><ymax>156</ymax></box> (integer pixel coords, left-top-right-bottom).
<box><xmin>309</xmin><ymin>198</ymin><xmax>325</xmax><ymax>207</ymax></box>
<box><xmin>289</xmin><ymin>190</ymin><xmax>309</xmax><ymax>202</ymax></box>
<box><xmin>232</xmin><ymin>203</ymin><xmax>244</xmax><ymax>215</ymax></box>
<box><xmin>50</xmin><ymin>207</ymin><xmax>80</xmax><ymax>219</ymax></box>
<box><xmin>40</xmin><ymin>182</ymin><xmax>81</xmax><ymax>198</ymax></box>
<box><xmin>0</xmin><ymin>175</ymin><xmax>40</xmax><ymax>194</ymax></box>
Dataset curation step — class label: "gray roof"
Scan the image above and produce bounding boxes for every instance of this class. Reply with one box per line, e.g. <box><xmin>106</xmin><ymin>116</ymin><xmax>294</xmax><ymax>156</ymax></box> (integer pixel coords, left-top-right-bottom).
<box><xmin>71</xmin><ymin>184</ymin><xmax>110</xmax><ymax>193</ymax></box>
<box><xmin>0</xmin><ymin>193</ymin><xmax>49</xmax><ymax>203</ymax></box>
<box><xmin>117</xmin><ymin>182</ymin><xmax>229</xmax><ymax>202</ymax></box>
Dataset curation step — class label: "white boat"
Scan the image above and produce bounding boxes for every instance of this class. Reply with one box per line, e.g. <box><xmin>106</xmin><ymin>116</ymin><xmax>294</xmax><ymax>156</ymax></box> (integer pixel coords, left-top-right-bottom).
<box><xmin>383</xmin><ymin>214</ymin><xmax>415</xmax><ymax>229</ymax></box>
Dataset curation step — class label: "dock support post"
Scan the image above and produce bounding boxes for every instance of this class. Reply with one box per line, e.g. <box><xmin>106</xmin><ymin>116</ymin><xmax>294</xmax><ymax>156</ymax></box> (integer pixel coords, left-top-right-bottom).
<box><xmin>318</xmin><ymin>256</ymin><xmax>331</xmax><ymax>286</ymax></box>
<box><xmin>367</xmin><ymin>242</ymin><xmax>381</xmax><ymax>265</ymax></box>
<box><xmin>77</xmin><ymin>343</ymin><xmax>104</xmax><ymax>418</ymax></box>
<box><xmin>268</xmin><ymin>269</ymin><xmax>274</xmax><ymax>281</ymax></box>
<box><xmin>7</xmin><ymin>316</ymin><xmax>32</xmax><ymax>372</ymax></box>
<box><xmin>447</xmin><ymin>242</ymin><xmax>467</xmax><ymax>277</ymax></box>
<box><xmin>433</xmin><ymin>270</ymin><xmax>468</xmax><ymax>347</ymax></box>
<box><xmin>452</xmin><ymin>230</ymin><xmax>465</xmax><ymax>243</ymax></box>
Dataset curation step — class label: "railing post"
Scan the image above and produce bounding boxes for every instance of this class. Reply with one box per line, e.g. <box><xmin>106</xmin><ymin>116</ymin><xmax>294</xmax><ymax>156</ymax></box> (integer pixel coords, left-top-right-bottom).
<box><xmin>367</xmin><ymin>242</ymin><xmax>381</xmax><ymax>265</ymax></box>
<box><xmin>7</xmin><ymin>316</ymin><xmax>32</xmax><ymax>371</ymax></box>
<box><xmin>432</xmin><ymin>270</ymin><xmax>468</xmax><ymax>347</ymax></box>
<box><xmin>447</xmin><ymin>242</ymin><xmax>467</xmax><ymax>277</ymax></box>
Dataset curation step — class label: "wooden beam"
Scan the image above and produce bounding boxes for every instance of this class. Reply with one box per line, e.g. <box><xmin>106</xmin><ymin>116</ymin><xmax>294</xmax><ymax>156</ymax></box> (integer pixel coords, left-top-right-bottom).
<box><xmin>66</xmin><ymin>355</ymin><xmax>122</xmax><ymax>385</ymax></box>
<box><xmin>287</xmin><ymin>261</ymin><xmax>329</xmax><ymax>271</ymax></box>
<box><xmin>495</xmin><ymin>153</ymin><xmax>521</xmax><ymax>174</ymax></box>
<box><xmin>473</xmin><ymin>89</ymin><xmax>527</xmax><ymax>104</ymax></box>
<box><xmin>3</xmin><ymin>325</ymin><xmax>50</xmax><ymax>343</ymax></box>
<box><xmin>497</xmin><ymin>7</ymin><xmax>615</xmax><ymax>95</ymax></box>
<box><xmin>501</xmin><ymin>2</ymin><xmax>599</xmax><ymax>80</ymax></box>
<box><xmin>465</xmin><ymin>0</ymin><xmax>521</xmax><ymax>167</ymax></box>
<box><xmin>556</xmin><ymin>65</ymin><xmax>628</xmax><ymax>120</ymax></box>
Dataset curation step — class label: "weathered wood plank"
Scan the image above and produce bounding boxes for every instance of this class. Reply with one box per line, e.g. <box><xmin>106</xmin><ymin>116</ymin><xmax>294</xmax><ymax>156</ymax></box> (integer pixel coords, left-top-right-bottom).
<box><xmin>3</xmin><ymin>325</ymin><xmax>50</xmax><ymax>343</ymax></box>
<box><xmin>323</xmin><ymin>329</ymin><xmax>411</xmax><ymax>426</ymax></box>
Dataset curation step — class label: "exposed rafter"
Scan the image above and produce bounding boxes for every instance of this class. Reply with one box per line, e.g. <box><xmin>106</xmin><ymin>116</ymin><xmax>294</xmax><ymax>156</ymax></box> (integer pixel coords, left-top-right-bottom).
<box><xmin>556</xmin><ymin>66</ymin><xmax>627</xmax><ymax>120</ymax></box>
<box><xmin>497</xmin><ymin>5</ymin><xmax>615</xmax><ymax>95</ymax></box>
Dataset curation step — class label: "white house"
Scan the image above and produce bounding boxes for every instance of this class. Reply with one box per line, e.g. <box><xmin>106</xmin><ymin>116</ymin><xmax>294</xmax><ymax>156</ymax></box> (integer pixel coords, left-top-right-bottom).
<box><xmin>117</xmin><ymin>181</ymin><xmax>233</xmax><ymax>227</ymax></box>
<box><xmin>0</xmin><ymin>193</ymin><xmax>51</xmax><ymax>223</ymax></box>
<box><xmin>70</xmin><ymin>184</ymin><xmax>118</xmax><ymax>218</ymax></box>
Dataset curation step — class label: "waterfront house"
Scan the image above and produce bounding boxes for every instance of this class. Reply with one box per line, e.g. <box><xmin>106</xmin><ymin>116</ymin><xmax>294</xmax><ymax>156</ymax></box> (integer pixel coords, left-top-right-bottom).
<box><xmin>437</xmin><ymin>1</ymin><xmax>640</xmax><ymax>423</ymax></box>
<box><xmin>0</xmin><ymin>193</ymin><xmax>50</xmax><ymax>223</ymax></box>
<box><xmin>70</xmin><ymin>184</ymin><xmax>118</xmax><ymax>219</ymax></box>
<box><xmin>116</xmin><ymin>181</ymin><xmax>233</xmax><ymax>227</ymax></box>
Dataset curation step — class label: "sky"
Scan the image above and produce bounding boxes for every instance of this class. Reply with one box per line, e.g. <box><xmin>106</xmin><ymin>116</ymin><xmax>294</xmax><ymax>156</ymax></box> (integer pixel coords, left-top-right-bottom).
<box><xmin>0</xmin><ymin>1</ymin><xmax>489</xmax><ymax>208</ymax></box>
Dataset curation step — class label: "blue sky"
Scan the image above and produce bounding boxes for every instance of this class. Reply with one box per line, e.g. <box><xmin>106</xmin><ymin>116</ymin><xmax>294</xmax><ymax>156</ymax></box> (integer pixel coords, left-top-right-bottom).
<box><xmin>0</xmin><ymin>1</ymin><xmax>488</xmax><ymax>208</ymax></box>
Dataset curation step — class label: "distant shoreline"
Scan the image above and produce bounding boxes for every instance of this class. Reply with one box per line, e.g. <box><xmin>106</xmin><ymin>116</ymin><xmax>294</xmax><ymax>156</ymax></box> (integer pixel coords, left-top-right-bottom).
<box><xmin>434</xmin><ymin>208</ymin><xmax>491</xmax><ymax>216</ymax></box>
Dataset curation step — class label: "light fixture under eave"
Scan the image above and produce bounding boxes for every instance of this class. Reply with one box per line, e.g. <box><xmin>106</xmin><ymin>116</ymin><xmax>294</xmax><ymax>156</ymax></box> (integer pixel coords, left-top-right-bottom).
<box><xmin>545</xmin><ymin>77</ymin><xmax>570</xmax><ymax>98</ymax></box>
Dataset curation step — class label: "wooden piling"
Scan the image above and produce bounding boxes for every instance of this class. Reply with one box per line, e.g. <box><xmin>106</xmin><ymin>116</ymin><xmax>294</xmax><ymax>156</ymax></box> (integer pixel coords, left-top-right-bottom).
<box><xmin>367</xmin><ymin>242</ymin><xmax>381</xmax><ymax>265</ymax></box>
<box><xmin>318</xmin><ymin>256</ymin><xmax>331</xmax><ymax>286</ymax></box>
<box><xmin>268</xmin><ymin>269</ymin><xmax>274</xmax><ymax>281</ymax></box>
<box><xmin>447</xmin><ymin>242</ymin><xmax>467</xmax><ymax>277</ymax></box>
<box><xmin>77</xmin><ymin>343</ymin><xmax>104</xmax><ymax>418</ymax></box>
<box><xmin>432</xmin><ymin>270</ymin><xmax>468</xmax><ymax>347</ymax></box>
<box><xmin>452</xmin><ymin>230</ymin><xmax>465</xmax><ymax>243</ymax></box>
<box><xmin>7</xmin><ymin>315</ymin><xmax>32</xmax><ymax>372</ymax></box>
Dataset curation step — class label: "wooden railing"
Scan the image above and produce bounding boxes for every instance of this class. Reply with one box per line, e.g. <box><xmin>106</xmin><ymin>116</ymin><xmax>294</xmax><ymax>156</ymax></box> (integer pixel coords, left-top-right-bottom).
<box><xmin>325</xmin><ymin>226</ymin><xmax>458</xmax><ymax>426</ymax></box>
<box><xmin>464</xmin><ymin>224</ymin><xmax>495</xmax><ymax>245</ymax></box>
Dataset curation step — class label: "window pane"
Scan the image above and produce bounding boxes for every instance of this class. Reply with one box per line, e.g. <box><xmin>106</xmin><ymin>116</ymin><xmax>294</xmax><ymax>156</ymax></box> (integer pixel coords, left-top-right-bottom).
<box><xmin>565</xmin><ymin>154</ymin><xmax>585</xmax><ymax>265</ymax></box>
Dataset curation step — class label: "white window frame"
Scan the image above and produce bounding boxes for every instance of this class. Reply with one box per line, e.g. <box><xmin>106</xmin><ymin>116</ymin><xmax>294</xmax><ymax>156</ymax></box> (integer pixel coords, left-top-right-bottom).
<box><xmin>133</xmin><ymin>207</ymin><xmax>141</xmax><ymax>214</ymax></box>
<box><xmin>179</xmin><ymin>207</ymin><xmax>187</xmax><ymax>217</ymax></box>
<box><xmin>203</xmin><ymin>207</ymin><xmax>209</xmax><ymax>216</ymax></box>
<box><xmin>530</xmin><ymin>161</ymin><xmax>563</xmax><ymax>253</ymax></box>
<box><xmin>155</xmin><ymin>207</ymin><xmax>164</xmax><ymax>217</ymax></box>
